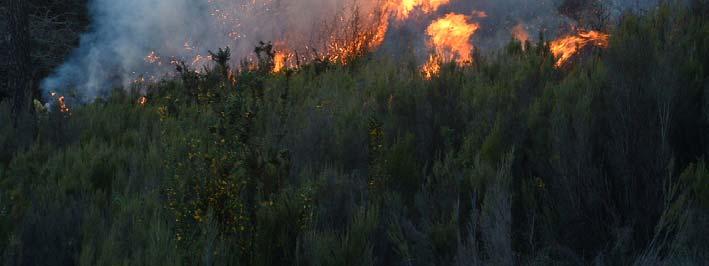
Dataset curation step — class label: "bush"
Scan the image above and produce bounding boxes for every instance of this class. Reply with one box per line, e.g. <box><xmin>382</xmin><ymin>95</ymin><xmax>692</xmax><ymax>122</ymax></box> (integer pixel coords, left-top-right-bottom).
<box><xmin>1</xmin><ymin>3</ymin><xmax>708</xmax><ymax>265</ymax></box>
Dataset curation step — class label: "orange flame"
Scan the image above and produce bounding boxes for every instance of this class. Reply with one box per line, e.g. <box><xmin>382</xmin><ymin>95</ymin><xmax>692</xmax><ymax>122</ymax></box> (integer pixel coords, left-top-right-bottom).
<box><xmin>550</xmin><ymin>30</ymin><xmax>609</xmax><ymax>67</ymax></box>
<box><xmin>421</xmin><ymin>13</ymin><xmax>479</xmax><ymax>79</ymax></box>
<box><xmin>422</xmin><ymin>13</ymin><xmax>479</xmax><ymax>78</ymax></box>
<box><xmin>273</xmin><ymin>52</ymin><xmax>287</xmax><ymax>73</ymax></box>
<box><xmin>263</xmin><ymin>6</ymin><xmax>390</xmax><ymax>68</ymax></box>
<box><xmin>421</xmin><ymin>55</ymin><xmax>441</xmax><ymax>79</ymax></box>
<box><xmin>390</xmin><ymin>0</ymin><xmax>451</xmax><ymax>20</ymax></box>
<box><xmin>147</xmin><ymin>0</ymin><xmax>454</xmax><ymax>75</ymax></box>
<box><xmin>319</xmin><ymin>8</ymin><xmax>391</xmax><ymax>65</ymax></box>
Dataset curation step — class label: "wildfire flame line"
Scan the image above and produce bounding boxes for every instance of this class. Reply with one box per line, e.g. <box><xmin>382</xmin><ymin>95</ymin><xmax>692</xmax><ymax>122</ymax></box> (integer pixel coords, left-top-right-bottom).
<box><xmin>138</xmin><ymin>1</ymin><xmax>610</xmax><ymax>82</ymax></box>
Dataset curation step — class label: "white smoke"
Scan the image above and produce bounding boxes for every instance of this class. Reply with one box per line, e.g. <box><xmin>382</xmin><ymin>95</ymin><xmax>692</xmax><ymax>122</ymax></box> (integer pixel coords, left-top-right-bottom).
<box><xmin>41</xmin><ymin>0</ymin><xmax>661</xmax><ymax>101</ymax></box>
<box><xmin>41</xmin><ymin>0</ymin><xmax>383</xmax><ymax>100</ymax></box>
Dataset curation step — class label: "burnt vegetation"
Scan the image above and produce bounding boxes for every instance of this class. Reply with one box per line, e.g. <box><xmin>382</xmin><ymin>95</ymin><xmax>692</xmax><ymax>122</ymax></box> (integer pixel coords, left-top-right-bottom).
<box><xmin>1</xmin><ymin>2</ymin><xmax>709</xmax><ymax>266</ymax></box>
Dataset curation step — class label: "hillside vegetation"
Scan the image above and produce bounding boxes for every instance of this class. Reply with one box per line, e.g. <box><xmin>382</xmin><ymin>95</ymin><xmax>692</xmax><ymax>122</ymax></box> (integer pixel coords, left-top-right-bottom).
<box><xmin>1</xmin><ymin>4</ymin><xmax>709</xmax><ymax>265</ymax></box>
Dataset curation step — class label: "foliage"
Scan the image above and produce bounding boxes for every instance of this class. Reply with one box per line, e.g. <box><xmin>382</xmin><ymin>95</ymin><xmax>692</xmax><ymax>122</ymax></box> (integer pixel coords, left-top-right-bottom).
<box><xmin>1</xmin><ymin>3</ymin><xmax>708</xmax><ymax>265</ymax></box>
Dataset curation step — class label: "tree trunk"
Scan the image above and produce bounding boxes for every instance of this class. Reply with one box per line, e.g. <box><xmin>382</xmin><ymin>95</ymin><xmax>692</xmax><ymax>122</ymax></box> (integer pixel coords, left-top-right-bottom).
<box><xmin>8</xmin><ymin>0</ymin><xmax>32</xmax><ymax>127</ymax></box>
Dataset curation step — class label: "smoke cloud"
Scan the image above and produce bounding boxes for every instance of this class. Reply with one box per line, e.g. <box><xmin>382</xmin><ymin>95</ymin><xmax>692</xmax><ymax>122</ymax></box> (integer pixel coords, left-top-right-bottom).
<box><xmin>41</xmin><ymin>0</ymin><xmax>661</xmax><ymax>101</ymax></box>
<box><xmin>41</xmin><ymin>0</ymin><xmax>382</xmax><ymax>100</ymax></box>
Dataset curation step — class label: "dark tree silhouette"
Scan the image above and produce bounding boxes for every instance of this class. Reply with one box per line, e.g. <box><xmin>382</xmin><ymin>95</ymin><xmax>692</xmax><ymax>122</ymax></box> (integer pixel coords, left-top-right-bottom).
<box><xmin>0</xmin><ymin>0</ymin><xmax>88</xmax><ymax>104</ymax></box>
<box><xmin>7</xmin><ymin>0</ymin><xmax>32</xmax><ymax>126</ymax></box>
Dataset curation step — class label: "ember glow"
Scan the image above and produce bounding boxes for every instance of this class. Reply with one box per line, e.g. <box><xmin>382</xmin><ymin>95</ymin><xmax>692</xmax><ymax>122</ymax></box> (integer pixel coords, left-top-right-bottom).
<box><xmin>50</xmin><ymin>92</ymin><xmax>71</xmax><ymax>114</ymax></box>
<box><xmin>550</xmin><ymin>30</ymin><xmax>610</xmax><ymax>67</ymax></box>
<box><xmin>471</xmin><ymin>10</ymin><xmax>488</xmax><ymax>18</ymax></box>
<box><xmin>138</xmin><ymin>96</ymin><xmax>148</xmax><ymax>106</ymax></box>
<box><xmin>145</xmin><ymin>51</ymin><xmax>161</xmax><ymax>65</ymax></box>
<box><xmin>512</xmin><ymin>23</ymin><xmax>529</xmax><ymax>44</ymax></box>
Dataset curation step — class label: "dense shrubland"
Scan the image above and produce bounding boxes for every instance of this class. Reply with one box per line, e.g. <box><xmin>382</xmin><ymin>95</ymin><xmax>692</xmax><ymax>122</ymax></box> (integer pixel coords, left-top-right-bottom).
<box><xmin>1</xmin><ymin>4</ymin><xmax>709</xmax><ymax>265</ymax></box>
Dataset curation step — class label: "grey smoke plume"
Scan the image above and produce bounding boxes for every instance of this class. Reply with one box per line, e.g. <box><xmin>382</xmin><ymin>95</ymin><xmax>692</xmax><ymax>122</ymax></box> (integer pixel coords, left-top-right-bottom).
<box><xmin>41</xmin><ymin>0</ymin><xmax>660</xmax><ymax>101</ymax></box>
<box><xmin>41</xmin><ymin>0</ymin><xmax>382</xmax><ymax>100</ymax></box>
